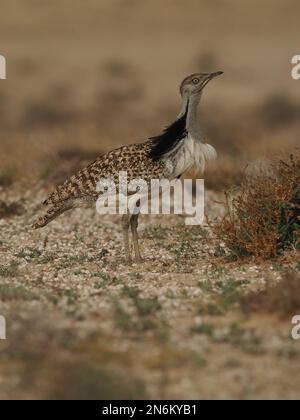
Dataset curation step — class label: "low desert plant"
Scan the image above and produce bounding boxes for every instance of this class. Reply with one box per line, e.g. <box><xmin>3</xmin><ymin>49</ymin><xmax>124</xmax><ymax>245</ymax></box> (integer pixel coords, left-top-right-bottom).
<box><xmin>214</xmin><ymin>152</ymin><xmax>300</xmax><ymax>259</ymax></box>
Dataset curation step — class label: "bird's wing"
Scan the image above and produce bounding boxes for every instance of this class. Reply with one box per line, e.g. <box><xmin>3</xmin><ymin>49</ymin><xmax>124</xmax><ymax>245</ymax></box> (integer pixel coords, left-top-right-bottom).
<box><xmin>43</xmin><ymin>140</ymin><xmax>164</xmax><ymax>206</ymax></box>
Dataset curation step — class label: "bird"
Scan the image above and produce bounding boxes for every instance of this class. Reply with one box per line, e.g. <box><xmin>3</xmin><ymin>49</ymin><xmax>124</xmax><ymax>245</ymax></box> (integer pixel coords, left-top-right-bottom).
<box><xmin>32</xmin><ymin>71</ymin><xmax>223</xmax><ymax>263</ymax></box>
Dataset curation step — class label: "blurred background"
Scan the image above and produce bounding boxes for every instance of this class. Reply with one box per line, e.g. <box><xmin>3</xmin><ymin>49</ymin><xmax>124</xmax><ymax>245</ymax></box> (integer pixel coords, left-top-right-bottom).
<box><xmin>0</xmin><ymin>0</ymin><xmax>299</xmax><ymax>190</ymax></box>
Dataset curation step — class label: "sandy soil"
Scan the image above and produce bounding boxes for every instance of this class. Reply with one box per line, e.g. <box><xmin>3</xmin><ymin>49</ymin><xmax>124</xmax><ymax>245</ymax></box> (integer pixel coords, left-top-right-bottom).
<box><xmin>0</xmin><ymin>184</ymin><xmax>299</xmax><ymax>399</ymax></box>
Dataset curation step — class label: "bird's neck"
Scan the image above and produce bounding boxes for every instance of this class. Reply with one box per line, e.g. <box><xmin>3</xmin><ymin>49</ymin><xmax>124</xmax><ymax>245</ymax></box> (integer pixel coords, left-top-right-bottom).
<box><xmin>178</xmin><ymin>93</ymin><xmax>203</xmax><ymax>140</ymax></box>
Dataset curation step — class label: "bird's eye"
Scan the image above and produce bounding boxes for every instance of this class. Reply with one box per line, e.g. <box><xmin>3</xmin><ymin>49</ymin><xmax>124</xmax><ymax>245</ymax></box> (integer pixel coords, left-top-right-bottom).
<box><xmin>192</xmin><ymin>78</ymin><xmax>200</xmax><ymax>84</ymax></box>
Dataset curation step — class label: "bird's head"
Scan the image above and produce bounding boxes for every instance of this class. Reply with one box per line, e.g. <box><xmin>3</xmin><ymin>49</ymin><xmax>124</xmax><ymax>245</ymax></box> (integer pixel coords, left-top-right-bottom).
<box><xmin>179</xmin><ymin>71</ymin><xmax>223</xmax><ymax>97</ymax></box>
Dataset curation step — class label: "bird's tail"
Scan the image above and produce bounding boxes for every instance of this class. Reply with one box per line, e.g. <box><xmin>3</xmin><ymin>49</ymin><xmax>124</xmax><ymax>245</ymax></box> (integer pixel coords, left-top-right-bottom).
<box><xmin>32</xmin><ymin>204</ymin><xmax>71</xmax><ymax>229</ymax></box>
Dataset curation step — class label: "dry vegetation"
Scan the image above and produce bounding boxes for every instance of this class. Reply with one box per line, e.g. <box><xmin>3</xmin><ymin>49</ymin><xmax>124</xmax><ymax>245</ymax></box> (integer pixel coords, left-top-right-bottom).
<box><xmin>0</xmin><ymin>0</ymin><xmax>300</xmax><ymax>400</ymax></box>
<box><xmin>214</xmin><ymin>153</ymin><xmax>300</xmax><ymax>260</ymax></box>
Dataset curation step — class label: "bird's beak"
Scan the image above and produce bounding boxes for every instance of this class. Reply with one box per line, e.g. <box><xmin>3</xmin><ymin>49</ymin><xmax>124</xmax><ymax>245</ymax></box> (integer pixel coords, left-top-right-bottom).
<box><xmin>199</xmin><ymin>71</ymin><xmax>224</xmax><ymax>91</ymax></box>
<box><xmin>209</xmin><ymin>71</ymin><xmax>224</xmax><ymax>79</ymax></box>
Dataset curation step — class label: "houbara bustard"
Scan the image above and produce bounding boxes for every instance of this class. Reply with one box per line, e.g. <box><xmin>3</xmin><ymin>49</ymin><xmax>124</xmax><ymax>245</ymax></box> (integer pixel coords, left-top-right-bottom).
<box><xmin>33</xmin><ymin>72</ymin><xmax>223</xmax><ymax>262</ymax></box>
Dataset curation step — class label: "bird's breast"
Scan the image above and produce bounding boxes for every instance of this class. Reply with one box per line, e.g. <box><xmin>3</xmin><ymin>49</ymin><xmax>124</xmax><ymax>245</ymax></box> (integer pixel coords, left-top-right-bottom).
<box><xmin>164</xmin><ymin>135</ymin><xmax>216</xmax><ymax>179</ymax></box>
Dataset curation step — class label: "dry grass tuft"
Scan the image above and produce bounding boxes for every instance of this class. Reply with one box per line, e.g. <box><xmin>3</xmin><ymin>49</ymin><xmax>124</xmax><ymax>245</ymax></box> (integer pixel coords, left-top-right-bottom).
<box><xmin>214</xmin><ymin>152</ymin><xmax>300</xmax><ymax>259</ymax></box>
<box><xmin>240</xmin><ymin>272</ymin><xmax>300</xmax><ymax>319</ymax></box>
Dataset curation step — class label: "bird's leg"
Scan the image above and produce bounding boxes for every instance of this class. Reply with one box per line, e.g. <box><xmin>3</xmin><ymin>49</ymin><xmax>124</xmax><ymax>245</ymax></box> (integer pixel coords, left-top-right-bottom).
<box><xmin>121</xmin><ymin>214</ymin><xmax>131</xmax><ymax>263</ymax></box>
<box><xmin>130</xmin><ymin>212</ymin><xmax>142</xmax><ymax>262</ymax></box>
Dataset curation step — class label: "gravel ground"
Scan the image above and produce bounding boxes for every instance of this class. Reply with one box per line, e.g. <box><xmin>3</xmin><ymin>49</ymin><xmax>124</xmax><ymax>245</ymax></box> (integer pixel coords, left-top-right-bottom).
<box><xmin>0</xmin><ymin>184</ymin><xmax>300</xmax><ymax>400</ymax></box>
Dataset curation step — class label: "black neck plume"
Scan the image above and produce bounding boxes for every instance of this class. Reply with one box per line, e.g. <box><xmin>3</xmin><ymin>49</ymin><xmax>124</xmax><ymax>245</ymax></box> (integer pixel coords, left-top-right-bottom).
<box><xmin>149</xmin><ymin>103</ymin><xmax>188</xmax><ymax>161</ymax></box>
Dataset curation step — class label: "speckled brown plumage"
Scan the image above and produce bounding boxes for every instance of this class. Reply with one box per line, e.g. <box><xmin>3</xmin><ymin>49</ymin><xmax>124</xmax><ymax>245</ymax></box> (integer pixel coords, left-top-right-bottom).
<box><xmin>32</xmin><ymin>140</ymin><xmax>165</xmax><ymax>229</ymax></box>
<box><xmin>44</xmin><ymin>140</ymin><xmax>165</xmax><ymax>206</ymax></box>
